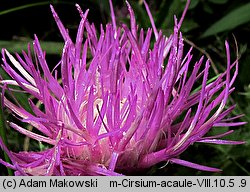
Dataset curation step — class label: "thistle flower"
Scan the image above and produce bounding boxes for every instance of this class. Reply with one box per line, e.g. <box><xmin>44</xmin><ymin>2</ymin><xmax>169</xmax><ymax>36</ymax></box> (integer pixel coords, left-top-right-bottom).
<box><xmin>0</xmin><ymin>0</ymin><xmax>245</xmax><ymax>176</ymax></box>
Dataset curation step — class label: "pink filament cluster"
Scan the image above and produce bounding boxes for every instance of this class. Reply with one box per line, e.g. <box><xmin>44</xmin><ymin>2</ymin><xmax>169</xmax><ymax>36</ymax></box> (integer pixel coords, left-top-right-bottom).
<box><xmin>0</xmin><ymin>0</ymin><xmax>245</xmax><ymax>175</ymax></box>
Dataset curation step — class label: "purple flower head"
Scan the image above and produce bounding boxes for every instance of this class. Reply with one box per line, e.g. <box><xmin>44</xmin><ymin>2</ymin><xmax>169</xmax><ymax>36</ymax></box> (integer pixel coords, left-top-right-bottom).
<box><xmin>0</xmin><ymin>0</ymin><xmax>245</xmax><ymax>175</ymax></box>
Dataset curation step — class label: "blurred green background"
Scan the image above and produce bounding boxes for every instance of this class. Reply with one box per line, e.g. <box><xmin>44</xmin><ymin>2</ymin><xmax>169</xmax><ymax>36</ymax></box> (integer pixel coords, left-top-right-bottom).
<box><xmin>0</xmin><ymin>0</ymin><xmax>249</xmax><ymax>176</ymax></box>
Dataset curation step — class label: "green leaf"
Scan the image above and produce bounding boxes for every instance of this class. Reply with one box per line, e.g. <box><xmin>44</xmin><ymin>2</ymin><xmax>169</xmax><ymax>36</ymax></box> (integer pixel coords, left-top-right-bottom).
<box><xmin>0</xmin><ymin>40</ymin><xmax>63</xmax><ymax>55</ymax></box>
<box><xmin>0</xmin><ymin>1</ymin><xmax>73</xmax><ymax>16</ymax></box>
<box><xmin>181</xmin><ymin>19</ymin><xmax>199</xmax><ymax>32</ymax></box>
<box><xmin>189</xmin><ymin>0</ymin><xmax>200</xmax><ymax>9</ymax></box>
<box><xmin>0</xmin><ymin>2</ymin><xmax>50</xmax><ymax>16</ymax></box>
<box><xmin>201</xmin><ymin>3</ymin><xmax>250</xmax><ymax>38</ymax></box>
<box><xmin>159</xmin><ymin>1</ymin><xmax>184</xmax><ymax>29</ymax></box>
<box><xmin>208</xmin><ymin>0</ymin><xmax>228</xmax><ymax>4</ymax></box>
<box><xmin>203</xmin><ymin>3</ymin><xmax>213</xmax><ymax>14</ymax></box>
<box><xmin>0</xmin><ymin>68</ymin><xmax>33</xmax><ymax>114</ymax></box>
<box><xmin>241</xmin><ymin>84</ymin><xmax>250</xmax><ymax>99</ymax></box>
<box><xmin>0</xmin><ymin>95</ymin><xmax>13</xmax><ymax>176</ymax></box>
<box><xmin>130</xmin><ymin>2</ymin><xmax>150</xmax><ymax>29</ymax></box>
